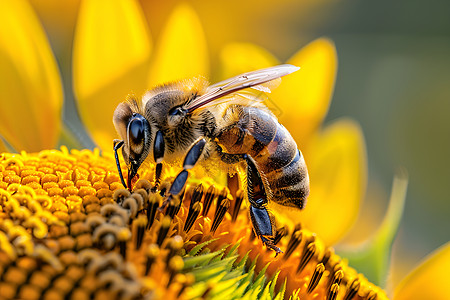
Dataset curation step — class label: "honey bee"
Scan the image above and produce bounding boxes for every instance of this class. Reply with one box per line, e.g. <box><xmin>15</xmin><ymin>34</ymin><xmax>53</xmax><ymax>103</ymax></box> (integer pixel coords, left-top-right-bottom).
<box><xmin>113</xmin><ymin>64</ymin><xmax>309</xmax><ymax>253</ymax></box>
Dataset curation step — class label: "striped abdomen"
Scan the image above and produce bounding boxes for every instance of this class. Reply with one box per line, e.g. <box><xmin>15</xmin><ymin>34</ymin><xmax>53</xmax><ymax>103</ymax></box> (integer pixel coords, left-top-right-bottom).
<box><xmin>217</xmin><ymin>106</ymin><xmax>309</xmax><ymax>209</ymax></box>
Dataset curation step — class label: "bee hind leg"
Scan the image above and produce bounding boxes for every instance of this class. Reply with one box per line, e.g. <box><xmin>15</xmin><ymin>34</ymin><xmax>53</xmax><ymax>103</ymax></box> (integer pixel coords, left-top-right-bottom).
<box><xmin>249</xmin><ymin>203</ymin><xmax>282</xmax><ymax>255</ymax></box>
<box><xmin>245</xmin><ymin>155</ymin><xmax>282</xmax><ymax>255</ymax></box>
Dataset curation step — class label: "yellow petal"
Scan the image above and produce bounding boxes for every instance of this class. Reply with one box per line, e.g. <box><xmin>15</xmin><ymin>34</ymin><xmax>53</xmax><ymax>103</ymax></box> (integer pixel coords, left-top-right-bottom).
<box><xmin>300</xmin><ymin>119</ymin><xmax>367</xmax><ymax>246</ymax></box>
<box><xmin>73</xmin><ymin>0</ymin><xmax>152</xmax><ymax>150</ymax></box>
<box><xmin>0</xmin><ymin>0</ymin><xmax>62</xmax><ymax>151</ymax></box>
<box><xmin>217</xmin><ymin>43</ymin><xmax>283</xmax><ymax>115</ymax></box>
<box><xmin>394</xmin><ymin>242</ymin><xmax>450</xmax><ymax>300</ymax></box>
<box><xmin>272</xmin><ymin>38</ymin><xmax>337</xmax><ymax>147</ymax></box>
<box><xmin>148</xmin><ymin>4</ymin><xmax>209</xmax><ymax>84</ymax></box>
<box><xmin>218</xmin><ymin>43</ymin><xmax>279</xmax><ymax>79</ymax></box>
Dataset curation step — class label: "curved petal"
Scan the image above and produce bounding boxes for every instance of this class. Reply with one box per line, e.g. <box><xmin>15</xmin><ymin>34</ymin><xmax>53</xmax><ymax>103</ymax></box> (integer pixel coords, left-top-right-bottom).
<box><xmin>218</xmin><ymin>43</ymin><xmax>279</xmax><ymax>79</ymax></box>
<box><xmin>301</xmin><ymin>118</ymin><xmax>367</xmax><ymax>246</ymax></box>
<box><xmin>0</xmin><ymin>0</ymin><xmax>62</xmax><ymax>151</ymax></box>
<box><xmin>272</xmin><ymin>38</ymin><xmax>337</xmax><ymax>147</ymax></box>
<box><xmin>217</xmin><ymin>43</ymin><xmax>282</xmax><ymax>115</ymax></box>
<box><xmin>148</xmin><ymin>4</ymin><xmax>209</xmax><ymax>84</ymax></box>
<box><xmin>73</xmin><ymin>0</ymin><xmax>152</xmax><ymax>151</ymax></box>
<box><xmin>220</xmin><ymin>43</ymin><xmax>290</xmax><ymax>116</ymax></box>
<box><xmin>394</xmin><ymin>242</ymin><xmax>450</xmax><ymax>300</ymax></box>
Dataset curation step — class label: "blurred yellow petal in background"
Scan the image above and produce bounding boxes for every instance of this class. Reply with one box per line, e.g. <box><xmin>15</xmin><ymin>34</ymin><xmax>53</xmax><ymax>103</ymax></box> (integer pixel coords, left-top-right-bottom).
<box><xmin>301</xmin><ymin>119</ymin><xmax>367</xmax><ymax>246</ymax></box>
<box><xmin>0</xmin><ymin>0</ymin><xmax>62</xmax><ymax>152</ymax></box>
<box><xmin>393</xmin><ymin>243</ymin><xmax>450</xmax><ymax>300</ymax></box>
<box><xmin>218</xmin><ymin>43</ymin><xmax>282</xmax><ymax>115</ymax></box>
<box><xmin>148</xmin><ymin>4</ymin><xmax>209</xmax><ymax>84</ymax></box>
<box><xmin>73</xmin><ymin>0</ymin><xmax>152</xmax><ymax>151</ymax></box>
<box><xmin>394</xmin><ymin>242</ymin><xmax>450</xmax><ymax>300</ymax></box>
<box><xmin>273</xmin><ymin>38</ymin><xmax>337</xmax><ymax>146</ymax></box>
<box><xmin>219</xmin><ymin>43</ymin><xmax>278</xmax><ymax>78</ymax></box>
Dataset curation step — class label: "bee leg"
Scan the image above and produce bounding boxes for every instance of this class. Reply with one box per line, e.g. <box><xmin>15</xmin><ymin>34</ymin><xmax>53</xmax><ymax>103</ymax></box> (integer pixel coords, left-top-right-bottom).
<box><xmin>113</xmin><ymin>139</ymin><xmax>127</xmax><ymax>189</ymax></box>
<box><xmin>249</xmin><ymin>206</ymin><xmax>282</xmax><ymax>254</ymax></box>
<box><xmin>183</xmin><ymin>138</ymin><xmax>207</xmax><ymax>170</ymax></box>
<box><xmin>152</xmin><ymin>130</ymin><xmax>165</xmax><ymax>192</ymax></box>
<box><xmin>161</xmin><ymin>138</ymin><xmax>207</xmax><ymax>210</ymax></box>
<box><xmin>245</xmin><ymin>154</ymin><xmax>282</xmax><ymax>255</ymax></box>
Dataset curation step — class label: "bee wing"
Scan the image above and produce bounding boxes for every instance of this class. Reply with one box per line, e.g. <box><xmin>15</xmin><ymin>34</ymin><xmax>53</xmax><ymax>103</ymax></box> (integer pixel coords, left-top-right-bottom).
<box><xmin>185</xmin><ymin>64</ymin><xmax>299</xmax><ymax>112</ymax></box>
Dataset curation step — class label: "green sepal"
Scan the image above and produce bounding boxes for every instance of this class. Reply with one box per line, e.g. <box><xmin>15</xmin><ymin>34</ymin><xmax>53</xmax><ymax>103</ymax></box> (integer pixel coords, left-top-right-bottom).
<box><xmin>273</xmin><ymin>279</ymin><xmax>287</xmax><ymax>300</ymax></box>
<box><xmin>183</xmin><ymin>240</ymin><xmax>285</xmax><ymax>299</ymax></box>
<box><xmin>183</xmin><ymin>247</ymin><xmax>226</xmax><ymax>269</ymax></box>
<box><xmin>187</xmin><ymin>238</ymin><xmax>219</xmax><ymax>256</ymax></box>
<box><xmin>268</xmin><ymin>271</ymin><xmax>281</xmax><ymax>297</ymax></box>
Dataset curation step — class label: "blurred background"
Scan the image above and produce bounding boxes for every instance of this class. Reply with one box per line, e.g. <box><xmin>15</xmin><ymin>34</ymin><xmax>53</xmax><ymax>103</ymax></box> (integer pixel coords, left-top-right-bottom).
<box><xmin>20</xmin><ymin>0</ymin><xmax>450</xmax><ymax>292</ymax></box>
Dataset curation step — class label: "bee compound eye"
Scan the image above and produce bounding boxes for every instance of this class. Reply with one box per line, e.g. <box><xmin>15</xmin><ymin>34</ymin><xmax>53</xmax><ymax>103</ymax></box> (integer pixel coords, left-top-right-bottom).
<box><xmin>128</xmin><ymin>118</ymin><xmax>146</xmax><ymax>146</ymax></box>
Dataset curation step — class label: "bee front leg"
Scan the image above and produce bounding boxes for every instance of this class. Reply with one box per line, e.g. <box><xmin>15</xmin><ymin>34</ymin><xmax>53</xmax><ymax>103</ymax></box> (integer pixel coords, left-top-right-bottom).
<box><xmin>245</xmin><ymin>155</ymin><xmax>282</xmax><ymax>255</ymax></box>
<box><xmin>113</xmin><ymin>139</ymin><xmax>128</xmax><ymax>189</ymax></box>
<box><xmin>152</xmin><ymin>130</ymin><xmax>165</xmax><ymax>192</ymax></box>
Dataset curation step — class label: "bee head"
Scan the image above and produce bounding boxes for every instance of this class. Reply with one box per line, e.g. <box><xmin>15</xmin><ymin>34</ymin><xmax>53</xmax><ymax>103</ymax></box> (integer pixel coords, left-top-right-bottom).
<box><xmin>113</xmin><ymin>102</ymin><xmax>151</xmax><ymax>187</ymax></box>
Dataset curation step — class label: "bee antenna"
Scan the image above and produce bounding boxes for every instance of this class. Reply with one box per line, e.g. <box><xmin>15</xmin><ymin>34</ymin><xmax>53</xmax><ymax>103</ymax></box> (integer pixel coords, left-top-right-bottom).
<box><xmin>114</xmin><ymin>139</ymin><xmax>127</xmax><ymax>189</ymax></box>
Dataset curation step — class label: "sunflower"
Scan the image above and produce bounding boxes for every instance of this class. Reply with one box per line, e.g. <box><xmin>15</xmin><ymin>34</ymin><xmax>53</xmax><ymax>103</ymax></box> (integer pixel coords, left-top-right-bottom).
<box><xmin>0</xmin><ymin>0</ymin><xmax>449</xmax><ymax>299</ymax></box>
